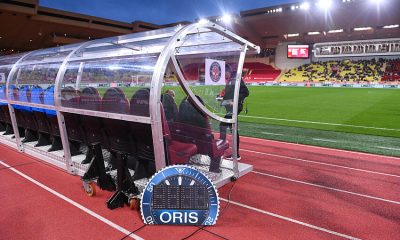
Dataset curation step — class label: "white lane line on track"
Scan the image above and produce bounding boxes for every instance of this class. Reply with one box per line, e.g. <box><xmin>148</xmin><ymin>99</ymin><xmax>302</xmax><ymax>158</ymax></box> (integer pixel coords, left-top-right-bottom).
<box><xmin>251</xmin><ymin>170</ymin><xmax>400</xmax><ymax>205</ymax></box>
<box><xmin>261</xmin><ymin>132</ymin><xmax>284</xmax><ymax>136</ymax></box>
<box><xmin>240</xmin><ymin>135</ymin><xmax>400</xmax><ymax>160</ymax></box>
<box><xmin>241</xmin><ymin>148</ymin><xmax>400</xmax><ymax>178</ymax></box>
<box><xmin>376</xmin><ymin>146</ymin><xmax>400</xmax><ymax>151</ymax></box>
<box><xmin>0</xmin><ymin>161</ymin><xmax>144</xmax><ymax>240</ymax></box>
<box><xmin>312</xmin><ymin>138</ymin><xmax>338</xmax><ymax>143</ymax></box>
<box><xmin>220</xmin><ymin>198</ymin><xmax>360</xmax><ymax>240</ymax></box>
<box><xmin>239</xmin><ymin>115</ymin><xmax>400</xmax><ymax>132</ymax></box>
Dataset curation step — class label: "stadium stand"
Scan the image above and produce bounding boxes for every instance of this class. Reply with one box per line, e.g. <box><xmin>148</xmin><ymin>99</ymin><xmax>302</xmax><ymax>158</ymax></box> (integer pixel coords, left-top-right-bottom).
<box><xmin>279</xmin><ymin>58</ymin><xmax>400</xmax><ymax>82</ymax></box>
<box><xmin>382</xmin><ymin>59</ymin><xmax>400</xmax><ymax>81</ymax></box>
<box><xmin>243</xmin><ymin>62</ymin><xmax>281</xmax><ymax>82</ymax></box>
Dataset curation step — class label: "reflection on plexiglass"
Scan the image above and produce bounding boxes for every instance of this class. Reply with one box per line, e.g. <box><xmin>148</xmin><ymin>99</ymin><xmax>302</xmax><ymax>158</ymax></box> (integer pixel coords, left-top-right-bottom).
<box><xmin>60</xmin><ymin>55</ymin><xmax>158</xmax><ymax>116</ymax></box>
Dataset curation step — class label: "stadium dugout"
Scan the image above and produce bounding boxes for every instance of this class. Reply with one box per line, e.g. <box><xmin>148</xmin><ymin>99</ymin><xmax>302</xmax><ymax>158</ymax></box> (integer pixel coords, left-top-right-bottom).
<box><xmin>0</xmin><ymin>22</ymin><xmax>260</xmax><ymax>208</ymax></box>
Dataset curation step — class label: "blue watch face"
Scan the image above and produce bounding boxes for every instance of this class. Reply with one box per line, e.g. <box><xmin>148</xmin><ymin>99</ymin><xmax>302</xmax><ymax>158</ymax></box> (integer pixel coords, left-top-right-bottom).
<box><xmin>141</xmin><ymin>165</ymin><xmax>220</xmax><ymax>225</ymax></box>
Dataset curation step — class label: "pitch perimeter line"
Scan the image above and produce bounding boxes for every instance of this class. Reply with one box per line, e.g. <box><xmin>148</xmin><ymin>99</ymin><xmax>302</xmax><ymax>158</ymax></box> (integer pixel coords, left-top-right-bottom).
<box><xmin>220</xmin><ymin>198</ymin><xmax>360</xmax><ymax>240</ymax></box>
<box><xmin>261</xmin><ymin>132</ymin><xmax>284</xmax><ymax>136</ymax></box>
<box><xmin>252</xmin><ymin>170</ymin><xmax>400</xmax><ymax>205</ymax></box>
<box><xmin>241</xmin><ymin>149</ymin><xmax>400</xmax><ymax>178</ymax></box>
<box><xmin>240</xmin><ymin>135</ymin><xmax>400</xmax><ymax>160</ymax></box>
<box><xmin>0</xmin><ymin>161</ymin><xmax>144</xmax><ymax>240</ymax></box>
<box><xmin>239</xmin><ymin>115</ymin><xmax>400</xmax><ymax>132</ymax></box>
<box><xmin>376</xmin><ymin>146</ymin><xmax>400</xmax><ymax>151</ymax></box>
<box><xmin>312</xmin><ymin>138</ymin><xmax>338</xmax><ymax>143</ymax></box>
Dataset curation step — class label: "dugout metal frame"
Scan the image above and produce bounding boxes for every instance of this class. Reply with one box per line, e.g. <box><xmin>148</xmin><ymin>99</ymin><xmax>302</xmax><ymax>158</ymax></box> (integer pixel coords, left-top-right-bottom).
<box><xmin>0</xmin><ymin>22</ymin><xmax>259</xmax><ymax>187</ymax></box>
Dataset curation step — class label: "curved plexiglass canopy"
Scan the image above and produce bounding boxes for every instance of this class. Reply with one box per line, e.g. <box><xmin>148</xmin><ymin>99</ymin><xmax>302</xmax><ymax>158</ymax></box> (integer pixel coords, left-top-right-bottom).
<box><xmin>0</xmin><ymin>22</ymin><xmax>259</xmax><ymax>179</ymax></box>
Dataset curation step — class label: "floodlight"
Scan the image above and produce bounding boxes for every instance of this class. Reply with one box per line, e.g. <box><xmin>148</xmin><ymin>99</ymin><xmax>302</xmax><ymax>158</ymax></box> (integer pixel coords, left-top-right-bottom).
<box><xmin>354</xmin><ymin>27</ymin><xmax>372</xmax><ymax>31</ymax></box>
<box><xmin>175</xmin><ymin>24</ymin><xmax>183</xmax><ymax>31</ymax></box>
<box><xmin>287</xmin><ymin>33</ymin><xmax>300</xmax><ymax>37</ymax></box>
<box><xmin>300</xmin><ymin>2</ymin><xmax>310</xmax><ymax>10</ymax></box>
<box><xmin>108</xmin><ymin>65</ymin><xmax>120</xmax><ymax>71</ymax></box>
<box><xmin>383</xmin><ymin>24</ymin><xmax>399</xmax><ymax>29</ymax></box>
<box><xmin>222</xmin><ymin>14</ymin><xmax>232</xmax><ymax>23</ymax></box>
<box><xmin>317</xmin><ymin>0</ymin><xmax>332</xmax><ymax>10</ymax></box>
<box><xmin>327</xmin><ymin>29</ymin><xmax>343</xmax><ymax>33</ymax></box>
<box><xmin>198</xmin><ymin>18</ymin><xmax>208</xmax><ymax>24</ymax></box>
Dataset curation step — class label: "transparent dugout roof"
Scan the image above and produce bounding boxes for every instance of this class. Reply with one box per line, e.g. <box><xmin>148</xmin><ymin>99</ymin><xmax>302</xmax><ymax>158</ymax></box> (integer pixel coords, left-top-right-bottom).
<box><xmin>0</xmin><ymin>22</ymin><xmax>259</xmax><ymax>119</ymax></box>
<box><xmin>0</xmin><ymin>22</ymin><xmax>260</xmax><ymax>174</ymax></box>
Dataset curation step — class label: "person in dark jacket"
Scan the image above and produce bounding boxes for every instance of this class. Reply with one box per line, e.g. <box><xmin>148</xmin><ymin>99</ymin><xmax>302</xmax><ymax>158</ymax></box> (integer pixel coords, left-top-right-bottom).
<box><xmin>220</xmin><ymin>64</ymin><xmax>249</xmax><ymax>160</ymax></box>
<box><xmin>162</xmin><ymin>89</ymin><xmax>178</xmax><ymax>122</ymax></box>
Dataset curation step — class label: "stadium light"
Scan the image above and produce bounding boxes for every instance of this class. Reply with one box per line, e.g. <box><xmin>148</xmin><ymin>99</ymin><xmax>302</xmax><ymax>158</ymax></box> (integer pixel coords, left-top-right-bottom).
<box><xmin>354</xmin><ymin>27</ymin><xmax>372</xmax><ymax>31</ymax></box>
<box><xmin>198</xmin><ymin>18</ymin><xmax>208</xmax><ymax>24</ymax></box>
<box><xmin>108</xmin><ymin>65</ymin><xmax>121</xmax><ymax>71</ymax></box>
<box><xmin>370</xmin><ymin>0</ymin><xmax>384</xmax><ymax>4</ymax></box>
<box><xmin>383</xmin><ymin>24</ymin><xmax>399</xmax><ymax>29</ymax></box>
<box><xmin>308</xmin><ymin>31</ymin><xmax>320</xmax><ymax>35</ymax></box>
<box><xmin>327</xmin><ymin>29</ymin><xmax>343</xmax><ymax>33</ymax></box>
<box><xmin>300</xmin><ymin>2</ymin><xmax>310</xmax><ymax>10</ymax></box>
<box><xmin>174</xmin><ymin>24</ymin><xmax>183</xmax><ymax>31</ymax></box>
<box><xmin>222</xmin><ymin>14</ymin><xmax>232</xmax><ymax>24</ymax></box>
<box><xmin>316</xmin><ymin>0</ymin><xmax>333</xmax><ymax>10</ymax></box>
<box><xmin>287</xmin><ymin>33</ymin><xmax>300</xmax><ymax>37</ymax></box>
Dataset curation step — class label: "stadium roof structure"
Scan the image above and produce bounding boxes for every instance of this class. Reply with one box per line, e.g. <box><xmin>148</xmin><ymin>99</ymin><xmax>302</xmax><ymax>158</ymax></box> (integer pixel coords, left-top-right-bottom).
<box><xmin>0</xmin><ymin>0</ymin><xmax>399</xmax><ymax>53</ymax></box>
<box><xmin>233</xmin><ymin>0</ymin><xmax>400</xmax><ymax>46</ymax></box>
<box><xmin>0</xmin><ymin>0</ymin><xmax>189</xmax><ymax>54</ymax></box>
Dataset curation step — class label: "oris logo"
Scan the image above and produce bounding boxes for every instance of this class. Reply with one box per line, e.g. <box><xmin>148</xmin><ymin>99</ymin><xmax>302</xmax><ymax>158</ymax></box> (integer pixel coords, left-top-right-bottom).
<box><xmin>159</xmin><ymin>211</ymin><xmax>198</xmax><ymax>224</ymax></box>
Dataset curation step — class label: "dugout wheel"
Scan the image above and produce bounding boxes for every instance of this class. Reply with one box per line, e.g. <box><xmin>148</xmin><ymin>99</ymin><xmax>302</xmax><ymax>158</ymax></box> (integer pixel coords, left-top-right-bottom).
<box><xmin>129</xmin><ymin>197</ymin><xmax>140</xmax><ymax>210</ymax></box>
<box><xmin>83</xmin><ymin>181</ymin><xmax>97</xmax><ymax>197</ymax></box>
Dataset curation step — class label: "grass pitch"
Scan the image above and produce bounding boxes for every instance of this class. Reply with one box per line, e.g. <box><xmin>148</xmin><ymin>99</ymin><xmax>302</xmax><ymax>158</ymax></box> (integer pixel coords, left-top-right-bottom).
<box><xmin>242</xmin><ymin>87</ymin><xmax>400</xmax><ymax>138</ymax></box>
<box><xmin>98</xmin><ymin>86</ymin><xmax>400</xmax><ymax>156</ymax></box>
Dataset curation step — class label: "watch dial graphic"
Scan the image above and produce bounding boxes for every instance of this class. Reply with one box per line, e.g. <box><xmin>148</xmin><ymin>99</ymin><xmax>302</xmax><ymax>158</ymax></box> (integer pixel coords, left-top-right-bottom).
<box><xmin>141</xmin><ymin>165</ymin><xmax>220</xmax><ymax>225</ymax></box>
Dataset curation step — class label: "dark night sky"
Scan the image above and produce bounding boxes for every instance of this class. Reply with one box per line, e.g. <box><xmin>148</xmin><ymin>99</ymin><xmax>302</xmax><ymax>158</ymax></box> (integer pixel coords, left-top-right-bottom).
<box><xmin>39</xmin><ymin>0</ymin><xmax>298</xmax><ymax>25</ymax></box>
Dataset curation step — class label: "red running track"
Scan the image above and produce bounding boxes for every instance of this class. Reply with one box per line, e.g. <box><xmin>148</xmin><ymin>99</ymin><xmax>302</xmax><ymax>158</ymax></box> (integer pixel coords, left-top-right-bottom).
<box><xmin>0</xmin><ymin>136</ymin><xmax>399</xmax><ymax>240</ymax></box>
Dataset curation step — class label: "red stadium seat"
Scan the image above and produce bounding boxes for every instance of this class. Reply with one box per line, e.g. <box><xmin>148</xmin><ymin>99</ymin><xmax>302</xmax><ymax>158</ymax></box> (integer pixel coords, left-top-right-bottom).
<box><xmin>80</xmin><ymin>87</ymin><xmax>116</xmax><ymax>192</ymax></box>
<box><xmin>61</xmin><ymin>87</ymin><xmax>83</xmax><ymax>141</ymax></box>
<box><xmin>173</xmin><ymin>96</ymin><xmax>228</xmax><ymax>172</ymax></box>
<box><xmin>161</xmin><ymin>104</ymin><xmax>197</xmax><ymax>165</ymax></box>
<box><xmin>79</xmin><ymin>87</ymin><xmax>104</xmax><ymax>145</ymax></box>
<box><xmin>101</xmin><ymin>87</ymin><xmax>133</xmax><ymax>153</ymax></box>
<box><xmin>243</xmin><ymin>62</ymin><xmax>281</xmax><ymax>82</ymax></box>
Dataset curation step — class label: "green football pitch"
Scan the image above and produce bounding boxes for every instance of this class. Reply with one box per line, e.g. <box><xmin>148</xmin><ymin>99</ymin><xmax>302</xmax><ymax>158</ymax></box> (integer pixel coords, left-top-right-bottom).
<box><xmin>239</xmin><ymin>87</ymin><xmax>400</xmax><ymax>157</ymax></box>
<box><xmin>242</xmin><ymin>87</ymin><xmax>400</xmax><ymax>138</ymax></box>
<box><xmin>98</xmin><ymin>86</ymin><xmax>400</xmax><ymax>156</ymax></box>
